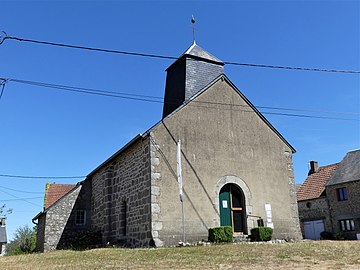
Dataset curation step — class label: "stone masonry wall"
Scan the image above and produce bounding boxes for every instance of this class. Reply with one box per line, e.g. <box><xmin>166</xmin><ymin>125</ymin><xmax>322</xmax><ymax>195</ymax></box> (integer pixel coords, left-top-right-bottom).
<box><xmin>91</xmin><ymin>137</ymin><xmax>152</xmax><ymax>247</ymax></box>
<box><xmin>36</xmin><ymin>215</ymin><xmax>46</xmax><ymax>252</ymax></box>
<box><xmin>298</xmin><ymin>197</ymin><xmax>332</xmax><ymax>237</ymax></box>
<box><xmin>326</xmin><ymin>181</ymin><xmax>360</xmax><ymax>239</ymax></box>
<box><xmin>42</xmin><ymin>186</ymin><xmax>81</xmax><ymax>252</ymax></box>
<box><xmin>279</xmin><ymin>150</ymin><xmax>302</xmax><ymax>240</ymax></box>
<box><xmin>149</xmin><ymin>136</ymin><xmax>163</xmax><ymax>247</ymax></box>
<box><xmin>57</xmin><ymin>180</ymin><xmax>92</xmax><ymax>248</ymax></box>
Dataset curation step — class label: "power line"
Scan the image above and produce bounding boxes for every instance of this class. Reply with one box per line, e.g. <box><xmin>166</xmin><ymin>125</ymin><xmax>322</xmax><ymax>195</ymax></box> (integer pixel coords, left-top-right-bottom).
<box><xmin>0</xmin><ymin>188</ymin><xmax>41</xmax><ymax>207</ymax></box>
<box><xmin>2</xmin><ymin>77</ymin><xmax>359</xmax><ymax>122</ymax></box>
<box><xmin>0</xmin><ymin>197</ymin><xmax>43</xmax><ymax>202</ymax></box>
<box><xmin>3</xmin><ymin>35</ymin><xmax>177</xmax><ymax>60</ymax></box>
<box><xmin>0</xmin><ymin>79</ymin><xmax>6</xmax><ymax>101</ymax></box>
<box><xmin>0</xmin><ymin>185</ymin><xmax>43</xmax><ymax>194</ymax></box>
<box><xmin>0</xmin><ymin>174</ymin><xmax>85</xmax><ymax>179</ymax></box>
<box><xmin>0</xmin><ymin>185</ymin><xmax>79</xmax><ymax>196</ymax></box>
<box><xmin>2</xmin><ymin>33</ymin><xmax>360</xmax><ymax>74</ymax></box>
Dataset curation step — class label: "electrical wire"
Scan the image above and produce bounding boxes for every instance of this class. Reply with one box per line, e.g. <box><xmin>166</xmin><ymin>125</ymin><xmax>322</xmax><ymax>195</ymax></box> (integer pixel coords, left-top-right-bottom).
<box><xmin>0</xmin><ymin>174</ymin><xmax>85</xmax><ymax>179</ymax></box>
<box><xmin>0</xmin><ymin>197</ymin><xmax>43</xmax><ymax>202</ymax></box>
<box><xmin>0</xmin><ymin>189</ymin><xmax>41</xmax><ymax>207</ymax></box>
<box><xmin>0</xmin><ymin>185</ymin><xmax>81</xmax><ymax>198</ymax></box>
<box><xmin>2</xmin><ymin>77</ymin><xmax>359</xmax><ymax>121</ymax></box>
<box><xmin>0</xmin><ymin>185</ymin><xmax>43</xmax><ymax>194</ymax></box>
<box><xmin>0</xmin><ymin>79</ymin><xmax>6</xmax><ymax>101</ymax></box>
<box><xmin>2</xmin><ymin>34</ymin><xmax>360</xmax><ymax>74</ymax></box>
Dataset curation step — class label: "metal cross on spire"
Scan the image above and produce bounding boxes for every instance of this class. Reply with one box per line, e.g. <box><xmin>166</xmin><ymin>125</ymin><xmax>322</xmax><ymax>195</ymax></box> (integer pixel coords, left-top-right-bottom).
<box><xmin>191</xmin><ymin>15</ymin><xmax>196</xmax><ymax>44</ymax></box>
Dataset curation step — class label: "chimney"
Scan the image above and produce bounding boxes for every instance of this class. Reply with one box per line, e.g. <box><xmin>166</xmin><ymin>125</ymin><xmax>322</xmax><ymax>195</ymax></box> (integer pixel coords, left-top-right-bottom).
<box><xmin>308</xmin><ymin>161</ymin><xmax>318</xmax><ymax>175</ymax></box>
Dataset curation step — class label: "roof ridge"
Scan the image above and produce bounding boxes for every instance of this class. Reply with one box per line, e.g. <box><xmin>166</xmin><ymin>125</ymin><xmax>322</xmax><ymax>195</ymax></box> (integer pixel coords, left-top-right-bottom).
<box><xmin>316</xmin><ymin>162</ymin><xmax>340</xmax><ymax>170</ymax></box>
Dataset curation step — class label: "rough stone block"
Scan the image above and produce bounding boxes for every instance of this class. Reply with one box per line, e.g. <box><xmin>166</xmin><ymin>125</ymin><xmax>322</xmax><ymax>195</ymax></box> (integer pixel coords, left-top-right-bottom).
<box><xmin>152</xmin><ymin>221</ymin><xmax>163</xmax><ymax>231</ymax></box>
<box><xmin>151</xmin><ymin>203</ymin><xmax>160</xmax><ymax>213</ymax></box>
<box><xmin>151</xmin><ymin>186</ymin><xmax>160</xmax><ymax>196</ymax></box>
<box><xmin>154</xmin><ymin>237</ymin><xmax>164</xmax><ymax>247</ymax></box>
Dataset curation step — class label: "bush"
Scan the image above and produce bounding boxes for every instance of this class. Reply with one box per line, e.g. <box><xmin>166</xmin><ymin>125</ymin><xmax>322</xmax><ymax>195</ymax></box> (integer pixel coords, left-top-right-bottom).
<box><xmin>5</xmin><ymin>225</ymin><xmax>36</xmax><ymax>256</ymax></box>
<box><xmin>208</xmin><ymin>226</ymin><xmax>233</xmax><ymax>243</ymax></box>
<box><xmin>334</xmin><ymin>232</ymin><xmax>345</xmax><ymax>240</ymax></box>
<box><xmin>320</xmin><ymin>231</ymin><xmax>335</xmax><ymax>240</ymax></box>
<box><xmin>58</xmin><ymin>230</ymin><xmax>102</xmax><ymax>250</ymax></box>
<box><xmin>250</xmin><ymin>227</ymin><xmax>273</xmax><ymax>242</ymax></box>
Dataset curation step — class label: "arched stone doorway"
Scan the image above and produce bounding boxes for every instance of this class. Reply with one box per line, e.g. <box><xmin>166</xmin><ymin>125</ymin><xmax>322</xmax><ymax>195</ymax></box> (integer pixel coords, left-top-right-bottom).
<box><xmin>219</xmin><ymin>184</ymin><xmax>247</xmax><ymax>233</ymax></box>
<box><xmin>214</xmin><ymin>175</ymin><xmax>252</xmax><ymax>234</ymax></box>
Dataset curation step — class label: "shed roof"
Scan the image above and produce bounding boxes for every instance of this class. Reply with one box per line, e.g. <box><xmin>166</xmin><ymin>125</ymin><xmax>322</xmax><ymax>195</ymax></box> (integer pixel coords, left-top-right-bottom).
<box><xmin>326</xmin><ymin>149</ymin><xmax>360</xmax><ymax>186</ymax></box>
<box><xmin>44</xmin><ymin>183</ymin><xmax>76</xmax><ymax>209</ymax></box>
<box><xmin>297</xmin><ymin>163</ymin><xmax>339</xmax><ymax>201</ymax></box>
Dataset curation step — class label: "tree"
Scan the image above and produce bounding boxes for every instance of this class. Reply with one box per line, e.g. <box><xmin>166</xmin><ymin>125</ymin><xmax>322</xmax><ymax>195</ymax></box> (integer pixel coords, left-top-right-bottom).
<box><xmin>5</xmin><ymin>225</ymin><xmax>37</xmax><ymax>256</ymax></box>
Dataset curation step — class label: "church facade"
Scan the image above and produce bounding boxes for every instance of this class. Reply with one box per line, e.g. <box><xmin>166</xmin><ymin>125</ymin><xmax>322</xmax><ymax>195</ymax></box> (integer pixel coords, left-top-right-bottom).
<box><xmin>34</xmin><ymin>43</ymin><xmax>301</xmax><ymax>251</ymax></box>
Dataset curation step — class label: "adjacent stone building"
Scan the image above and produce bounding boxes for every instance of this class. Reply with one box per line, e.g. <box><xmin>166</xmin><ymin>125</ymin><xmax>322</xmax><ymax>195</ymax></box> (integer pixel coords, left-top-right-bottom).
<box><xmin>297</xmin><ymin>162</ymin><xmax>339</xmax><ymax>240</ymax></box>
<box><xmin>297</xmin><ymin>149</ymin><xmax>360</xmax><ymax>240</ymax></box>
<box><xmin>0</xmin><ymin>217</ymin><xmax>7</xmax><ymax>255</ymax></box>
<box><xmin>34</xmin><ymin>42</ymin><xmax>302</xmax><ymax>251</ymax></box>
<box><xmin>325</xmin><ymin>150</ymin><xmax>360</xmax><ymax>240</ymax></box>
<box><xmin>33</xmin><ymin>183</ymin><xmax>92</xmax><ymax>252</ymax></box>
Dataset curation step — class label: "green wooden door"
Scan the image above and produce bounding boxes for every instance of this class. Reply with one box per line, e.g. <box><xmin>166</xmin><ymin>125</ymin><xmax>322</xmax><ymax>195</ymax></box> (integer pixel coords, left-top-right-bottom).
<box><xmin>219</xmin><ymin>185</ymin><xmax>232</xmax><ymax>226</ymax></box>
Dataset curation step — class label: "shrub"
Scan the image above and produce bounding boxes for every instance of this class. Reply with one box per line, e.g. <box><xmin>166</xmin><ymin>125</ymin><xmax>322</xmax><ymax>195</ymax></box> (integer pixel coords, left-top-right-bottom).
<box><xmin>320</xmin><ymin>231</ymin><xmax>335</xmax><ymax>240</ymax></box>
<box><xmin>5</xmin><ymin>225</ymin><xmax>36</xmax><ymax>256</ymax></box>
<box><xmin>208</xmin><ymin>226</ymin><xmax>233</xmax><ymax>243</ymax></box>
<box><xmin>250</xmin><ymin>227</ymin><xmax>273</xmax><ymax>242</ymax></box>
<box><xmin>334</xmin><ymin>232</ymin><xmax>345</xmax><ymax>240</ymax></box>
<box><xmin>58</xmin><ymin>230</ymin><xmax>102</xmax><ymax>250</ymax></box>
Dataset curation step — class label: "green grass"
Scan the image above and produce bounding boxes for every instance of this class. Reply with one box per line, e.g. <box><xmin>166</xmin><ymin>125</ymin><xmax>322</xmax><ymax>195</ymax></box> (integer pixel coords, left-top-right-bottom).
<box><xmin>1</xmin><ymin>241</ymin><xmax>360</xmax><ymax>269</ymax></box>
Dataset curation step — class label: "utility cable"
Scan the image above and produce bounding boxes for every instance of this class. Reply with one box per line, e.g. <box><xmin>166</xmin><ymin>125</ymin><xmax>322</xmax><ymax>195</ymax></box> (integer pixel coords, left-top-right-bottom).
<box><xmin>2</xmin><ymin>77</ymin><xmax>359</xmax><ymax>121</ymax></box>
<box><xmin>0</xmin><ymin>197</ymin><xmax>43</xmax><ymax>202</ymax></box>
<box><xmin>0</xmin><ymin>185</ymin><xmax>75</xmax><ymax>195</ymax></box>
<box><xmin>1</xmin><ymin>33</ymin><xmax>359</xmax><ymax>74</ymax></box>
<box><xmin>0</xmin><ymin>188</ymin><xmax>41</xmax><ymax>207</ymax></box>
<box><xmin>0</xmin><ymin>79</ymin><xmax>6</xmax><ymax>101</ymax></box>
<box><xmin>0</xmin><ymin>174</ymin><xmax>85</xmax><ymax>179</ymax></box>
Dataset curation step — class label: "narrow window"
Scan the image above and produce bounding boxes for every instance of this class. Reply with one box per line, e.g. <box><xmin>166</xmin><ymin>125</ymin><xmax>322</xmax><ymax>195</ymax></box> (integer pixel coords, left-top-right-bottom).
<box><xmin>336</xmin><ymin>187</ymin><xmax>348</xmax><ymax>201</ymax></box>
<box><xmin>75</xmin><ymin>210</ymin><xmax>86</xmax><ymax>226</ymax></box>
<box><xmin>120</xmin><ymin>201</ymin><xmax>127</xmax><ymax>236</ymax></box>
<box><xmin>339</xmin><ymin>219</ymin><xmax>354</xmax><ymax>231</ymax></box>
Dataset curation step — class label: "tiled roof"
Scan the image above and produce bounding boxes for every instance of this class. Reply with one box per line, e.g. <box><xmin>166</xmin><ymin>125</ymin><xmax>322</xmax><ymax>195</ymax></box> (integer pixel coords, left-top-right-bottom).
<box><xmin>297</xmin><ymin>163</ymin><xmax>339</xmax><ymax>201</ymax></box>
<box><xmin>44</xmin><ymin>183</ymin><xmax>76</xmax><ymax>209</ymax></box>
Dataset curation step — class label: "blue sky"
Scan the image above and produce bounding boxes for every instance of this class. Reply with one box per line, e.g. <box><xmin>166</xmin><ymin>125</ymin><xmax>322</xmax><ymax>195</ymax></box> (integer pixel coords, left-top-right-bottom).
<box><xmin>0</xmin><ymin>1</ymin><xmax>359</xmax><ymax>240</ymax></box>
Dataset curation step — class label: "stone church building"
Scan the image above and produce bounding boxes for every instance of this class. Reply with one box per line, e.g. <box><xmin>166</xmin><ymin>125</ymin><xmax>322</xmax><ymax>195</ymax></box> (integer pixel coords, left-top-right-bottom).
<box><xmin>34</xmin><ymin>42</ymin><xmax>302</xmax><ymax>252</ymax></box>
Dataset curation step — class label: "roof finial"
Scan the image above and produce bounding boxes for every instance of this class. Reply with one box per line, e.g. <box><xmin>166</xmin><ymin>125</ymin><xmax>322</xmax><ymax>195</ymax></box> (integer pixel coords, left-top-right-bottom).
<box><xmin>191</xmin><ymin>15</ymin><xmax>196</xmax><ymax>45</ymax></box>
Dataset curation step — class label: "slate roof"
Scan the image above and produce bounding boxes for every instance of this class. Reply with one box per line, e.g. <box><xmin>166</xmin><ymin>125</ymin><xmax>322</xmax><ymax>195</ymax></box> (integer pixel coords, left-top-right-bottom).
<box><xmin>183</xmin><ymin>42</ymin><xmax>223</xmax><ymax>64</ymax></box>
<box><xmin>166</xmin><ymin>42</ymin><xmax>224</xmax><ymax>71</ymax></box>
<box><xmin>0</xmin><ymin>226</ymin><xmax>7</xmax><ymax>243</ymax></box>
<box><xmin>326</xmin><ymin>149</ymin><xmax>360</xmax><ymax>186</ymax></box>
<box><xmin>44</xmin><ymin>183</ymin><xmax>76</xmax><ymax>209</ymax></box>
<box><xmin>297</xmin><ymin>163</ymin><xmax>339</xmax><ymax>201</ymax></box>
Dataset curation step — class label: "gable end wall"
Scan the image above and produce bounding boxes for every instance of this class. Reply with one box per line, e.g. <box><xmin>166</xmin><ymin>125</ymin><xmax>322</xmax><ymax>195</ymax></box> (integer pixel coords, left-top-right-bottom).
<box><xmin>41</xmin><ymin>186</ymin><xmax>82</xmax><ymax>252</ymax></box>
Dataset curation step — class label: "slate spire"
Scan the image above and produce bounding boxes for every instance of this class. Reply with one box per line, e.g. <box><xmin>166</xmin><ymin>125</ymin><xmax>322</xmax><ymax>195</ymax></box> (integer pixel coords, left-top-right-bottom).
<box><xmin>162</xmin><ymin>43</ymin><xmax>224</xmax><ymax>118</ymax></box>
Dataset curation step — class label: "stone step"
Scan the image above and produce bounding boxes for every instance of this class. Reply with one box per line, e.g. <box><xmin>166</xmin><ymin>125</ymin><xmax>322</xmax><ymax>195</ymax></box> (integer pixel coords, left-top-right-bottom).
<box><xmin>232</xmin><ymin>234</ymin><xmax>250</xmax><ymax>242</ymax></box>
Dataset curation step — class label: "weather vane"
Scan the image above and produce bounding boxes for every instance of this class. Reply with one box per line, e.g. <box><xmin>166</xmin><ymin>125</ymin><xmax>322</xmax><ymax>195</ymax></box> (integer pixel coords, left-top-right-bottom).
<box><xmin>191</xmin><ymin>15</ymin><xmax>196</xmax><ymax>44</ymax></box>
